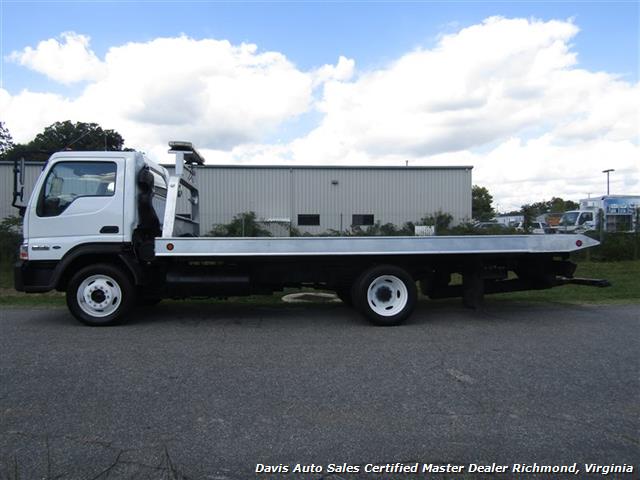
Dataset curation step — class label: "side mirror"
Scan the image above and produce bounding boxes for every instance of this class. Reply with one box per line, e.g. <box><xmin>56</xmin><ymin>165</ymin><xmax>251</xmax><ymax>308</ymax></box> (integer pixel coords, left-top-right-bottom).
<box><xmin>12</xmin><ymin>157</ymin><xmax>26</xmax><ymax>216</ymax></box>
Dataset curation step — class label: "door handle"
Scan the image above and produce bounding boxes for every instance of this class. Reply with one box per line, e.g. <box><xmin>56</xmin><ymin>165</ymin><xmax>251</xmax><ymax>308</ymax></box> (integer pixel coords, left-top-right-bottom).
<box><xmin>100</xmin><ymin>226</ymin><xmax>119</xmax><ymax>234</ymax></box>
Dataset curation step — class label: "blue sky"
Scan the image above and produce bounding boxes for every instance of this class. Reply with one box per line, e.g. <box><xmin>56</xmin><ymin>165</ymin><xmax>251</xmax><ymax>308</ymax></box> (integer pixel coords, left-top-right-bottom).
<box><xmin>1</xmin><ymin>1</ymin><xmax>638</xmax><ymax>208</ymax></box>
<box><xmin>2</xmin><ymin>1</ymin><xmax>638</xmax><ymax>94</ymax></box>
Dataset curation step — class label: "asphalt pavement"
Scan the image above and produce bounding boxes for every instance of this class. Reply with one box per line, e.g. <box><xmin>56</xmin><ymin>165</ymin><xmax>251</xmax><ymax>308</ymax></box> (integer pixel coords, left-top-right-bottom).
<box><xmin>0</xmin><ymin>301</ymin><xmax>638</xmax><ymax>479</ymax></box>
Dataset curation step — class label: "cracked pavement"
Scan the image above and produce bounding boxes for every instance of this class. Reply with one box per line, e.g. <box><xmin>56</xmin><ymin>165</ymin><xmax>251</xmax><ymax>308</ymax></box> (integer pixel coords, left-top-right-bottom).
<box><xmin>1</xmin><ymin>301</ymin><xmax>638</xmax><ymax>479</ymax></box>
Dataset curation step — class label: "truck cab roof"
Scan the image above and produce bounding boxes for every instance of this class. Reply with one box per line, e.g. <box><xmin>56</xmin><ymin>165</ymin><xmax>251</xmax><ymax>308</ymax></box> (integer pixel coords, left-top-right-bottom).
<box><xmin>48</xmin><ymin>150</ymin><xmax>167</xmax><ymax>175</ymax></box>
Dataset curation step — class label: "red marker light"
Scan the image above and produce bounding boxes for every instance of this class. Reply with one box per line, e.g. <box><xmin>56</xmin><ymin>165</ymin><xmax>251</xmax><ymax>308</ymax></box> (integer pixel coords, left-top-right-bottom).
<box><xmin>576</xmin><ymin>240</ymin><xmax>583</xmax><ymax>247</ymax></box>
<box><xmin>167</xmin><ymin>243</ymin><xmax>174</xmax><ymax>251</ymax></box>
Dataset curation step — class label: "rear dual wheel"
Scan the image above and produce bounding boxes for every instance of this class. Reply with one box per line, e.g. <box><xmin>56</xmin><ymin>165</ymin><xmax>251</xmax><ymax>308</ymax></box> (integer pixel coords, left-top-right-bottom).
<box><xmin>351</xmin><ymin>265</ymin><xmax>417</xmax><ymax>326</ymax></box>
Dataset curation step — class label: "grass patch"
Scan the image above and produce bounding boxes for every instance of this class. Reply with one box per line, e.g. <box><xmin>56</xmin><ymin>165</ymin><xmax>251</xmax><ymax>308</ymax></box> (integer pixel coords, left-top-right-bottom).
<box><xmin>0</xmin><ymin>266</ymin><xmax>13</xmax><ymax>289</ymax></box>
<box><xmin>488</xmin><ymin>260</ymin><xmax>640</xmax><ymax>304</ymax></box>
<box><xmin>0</xmin><ymin>285</ymin><xmax>65</xmax><ymax>306</ymax></box>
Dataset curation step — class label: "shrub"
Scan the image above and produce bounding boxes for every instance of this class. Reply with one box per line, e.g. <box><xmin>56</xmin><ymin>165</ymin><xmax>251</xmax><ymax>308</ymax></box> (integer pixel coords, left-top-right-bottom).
<box><xmin>419</xmin><ymin>211</ymin><xmax>453</xmax><ymax>234</ymax></box>
<box><xmin>446</xmin><ymin>222</ymin><xmax>483</xmax><ymax>235</ymax></box>
<box><xmin>573</xmin><ymin>231</ymin><xmax>640</xmax><ymax>262</ymax></box>
<box><xmin>206</xmin><ymin>212</ymin><xmax>272</xmax><ymax>237</ymax></box>
<box><xmin>0</xmin><ymin>216</ymin><xmax>23</xmax><ymax>264</ymax></box>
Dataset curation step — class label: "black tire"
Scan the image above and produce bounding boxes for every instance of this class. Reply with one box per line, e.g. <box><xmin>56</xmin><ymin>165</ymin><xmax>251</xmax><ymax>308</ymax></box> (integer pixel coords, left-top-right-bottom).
<box><xmin>352</xmin><ymin>265</ymin><xmax>417</xmax><ymax>326</ymax></box>
<box><xmin>66</xmin><ymin>263</ymin><xmax>135</xmax><ymax>326</ymax></box>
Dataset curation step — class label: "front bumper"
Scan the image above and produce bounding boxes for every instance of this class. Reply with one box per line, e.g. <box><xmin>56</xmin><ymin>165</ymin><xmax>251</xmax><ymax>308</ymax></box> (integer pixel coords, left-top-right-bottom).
<box><xmin>14</xmin><ymin>260</ymin><xmax>58</xmax><ymax>293</ymax></box>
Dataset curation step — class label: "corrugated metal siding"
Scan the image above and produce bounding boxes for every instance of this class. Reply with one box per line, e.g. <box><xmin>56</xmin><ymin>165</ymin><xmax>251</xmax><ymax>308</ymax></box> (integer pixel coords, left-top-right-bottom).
<box><xmin>291</xmin><ymin>168</ymin><xmax>471</xmax><ymax>231</ymax></box>
<box><xmin>0</xmin><ymin>163</ymin><xmax>471</xmax><ymax>234</ymax></box>
<box><xmin>0</xmin><ymin>162</ymin><xmax>46</xmax><ymax>220</ymax></box>
<box><xmin>201</xmin><ymin>168</ymin><xmax>291</xmax><ymax>227</ymax></box>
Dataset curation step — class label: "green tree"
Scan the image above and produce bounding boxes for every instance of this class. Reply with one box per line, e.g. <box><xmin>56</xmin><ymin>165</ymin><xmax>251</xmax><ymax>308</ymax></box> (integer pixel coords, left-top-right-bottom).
<box><xmin>472</xmin><ymin>185</ymin><xmax>495</xmax><ymax>221</ymax></box>
<box><xmin>1</xmin><ymin>121</ymin><xmax>126</xmax><ymax>162</ymax></box>
<box><xmin>0</xmin><ymin>122</ymin><xmax>14</xmax><ymax>155</ymax></box>
<box><xmin>528</xmin><ymin>197</ymin><xmax>578</xmax><ymax>215</ymax></box>
<box><xmin>520</xmin><ymin>204</ymin><xmax>538</xmax><ymax>231</ymax></box>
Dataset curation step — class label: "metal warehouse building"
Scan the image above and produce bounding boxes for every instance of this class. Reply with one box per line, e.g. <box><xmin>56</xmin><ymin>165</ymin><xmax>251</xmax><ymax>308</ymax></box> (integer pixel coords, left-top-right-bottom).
<box><xmin>1</xmin><ymin>162</ymin><xmax>472</xmax><ymax>235</ymax></box>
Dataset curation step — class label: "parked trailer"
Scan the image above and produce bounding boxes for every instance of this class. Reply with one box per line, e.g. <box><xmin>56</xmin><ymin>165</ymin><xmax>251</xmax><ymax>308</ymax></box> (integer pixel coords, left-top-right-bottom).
<box><xmin>14</xmin><ymin>143</ymin><xmax>607</xmax><ymax>326</ymax></box>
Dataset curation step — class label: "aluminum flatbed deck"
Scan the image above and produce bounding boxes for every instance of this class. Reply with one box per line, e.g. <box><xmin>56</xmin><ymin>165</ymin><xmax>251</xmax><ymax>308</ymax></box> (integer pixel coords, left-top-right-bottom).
<box><xmin>155</xmin><ymin>234</ymin><xmax>597</xmax><ymax>257</ymax></box>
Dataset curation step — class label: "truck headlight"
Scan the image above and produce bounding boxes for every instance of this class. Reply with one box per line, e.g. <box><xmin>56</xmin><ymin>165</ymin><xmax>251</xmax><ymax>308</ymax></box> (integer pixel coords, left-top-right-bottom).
<box><xmin>19</xmin><ymin>243</ymin><xmax>28</xmax><ymax>260</ymax></box>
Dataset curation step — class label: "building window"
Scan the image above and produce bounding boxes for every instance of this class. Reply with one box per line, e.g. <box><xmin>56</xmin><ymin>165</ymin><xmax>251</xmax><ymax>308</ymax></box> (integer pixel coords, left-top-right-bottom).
<box><xmin>352</xmin><ymin>214</ymin><xmax>374</xmax><ymax>226</ymax></box>
<box><xmin>298</xmin><ymin>214</ymin><xmax>320</xmax><ymax>226</ymax></box>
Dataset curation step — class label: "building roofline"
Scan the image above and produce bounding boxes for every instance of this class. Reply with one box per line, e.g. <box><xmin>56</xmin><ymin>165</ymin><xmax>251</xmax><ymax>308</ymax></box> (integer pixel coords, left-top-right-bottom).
<box><xmin>161</xmin><ymin>164</ymin><xmax>473</xmax><ymax>171</ymax></box>
<box><xmin>0</xmin><ymin>160</ymin><xmax>473</xmax><ymax>171</ymax></box>
<box><xmin>580</xmin><ymin>195</ymin><xmax>640</xmax><ymax>200</ymax></box>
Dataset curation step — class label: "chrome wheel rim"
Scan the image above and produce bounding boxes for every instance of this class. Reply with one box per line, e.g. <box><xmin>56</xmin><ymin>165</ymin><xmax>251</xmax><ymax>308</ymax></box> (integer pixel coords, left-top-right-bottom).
<box><xmin>77</xmin><ymin>274</ymin><xmax>122</xmax><ymax>318</ymax></box>
<box><xmin>366</xmin><ymin>275</ymin><xmax>408</xmax><ymax>316</ymax></box>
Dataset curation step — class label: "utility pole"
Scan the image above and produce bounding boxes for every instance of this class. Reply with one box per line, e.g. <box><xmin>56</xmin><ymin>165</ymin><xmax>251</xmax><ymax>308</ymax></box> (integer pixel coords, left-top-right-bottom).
<box><xmin>602</xmin><ymin>169</ymin><xmax>614</xmax><ymax>195</ymax></box>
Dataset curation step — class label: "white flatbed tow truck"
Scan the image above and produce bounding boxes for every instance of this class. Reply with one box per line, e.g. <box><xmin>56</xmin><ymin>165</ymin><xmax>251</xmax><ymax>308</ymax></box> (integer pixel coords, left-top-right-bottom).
<box><xmin>14</xmin><ymin>142</ymin><xmax>607</xmax><ymax>326</ymax></box>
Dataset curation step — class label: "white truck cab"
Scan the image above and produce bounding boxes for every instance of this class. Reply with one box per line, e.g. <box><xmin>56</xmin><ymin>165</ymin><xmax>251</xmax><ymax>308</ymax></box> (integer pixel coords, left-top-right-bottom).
<box><xmin>557</xmin><ymin>210</ymin><xmax>596</xmax><ymax>234</ymax></box>
<box><xmin>15</xmin><ymin>142</ymin><xmax>607</xmax><ymax>327</ymax></box>
<box><xmin>23</xmin><ymin>151</ymin><xmax>148</xmax><ymax>260</ymax></box>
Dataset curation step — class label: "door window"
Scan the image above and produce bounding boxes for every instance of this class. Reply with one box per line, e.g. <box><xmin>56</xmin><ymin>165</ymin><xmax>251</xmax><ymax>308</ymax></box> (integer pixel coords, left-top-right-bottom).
<box><xmin>578</xmin><ymin>212</ymin><xmax>593</xmax><ymax>225</ymax></box>
<box><xmin>37</xmin><ymin>162</ymin><xmax>117</xmax><ymax>217</ymax></box>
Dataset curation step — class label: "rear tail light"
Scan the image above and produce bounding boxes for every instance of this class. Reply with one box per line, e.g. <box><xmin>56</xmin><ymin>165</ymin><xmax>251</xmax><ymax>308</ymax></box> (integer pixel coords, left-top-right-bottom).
<box><xmin>19</xmin><ymin>244</ymin><xmax>28</xmax><ymax>260</ymax></box>
<box><xmin>576</xmin><ymin>240</ymin><xmax>583</xmax><ymax>247</ymax></box>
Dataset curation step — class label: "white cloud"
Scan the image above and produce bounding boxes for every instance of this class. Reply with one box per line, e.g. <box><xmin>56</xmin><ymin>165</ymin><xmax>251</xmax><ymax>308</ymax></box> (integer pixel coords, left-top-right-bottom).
<box><xmin>7</xmin><ymin>32</ymin><xmax>106</xmax><ymax>85</ymax></box>
<box><xmin>312</xmin><ymin>55</ymin><xmax>355</xmax><ymax>86</ymax></box>
<box><xmin>302</xmin><ymin>17</ymin><xmax>593</xmax><ymax>158</ymax></box>
<box><xmin>0</xmin><ymin>89</ymin><xmax>73</xmax><ymax>140</ymax></box>
<box><xmin>427</xmin><ymin>136</ymin><xmax>639</xmax><ymax>210</ymax></box>
<box><xmin>2</xmin><ymin>18</ymin><xmax>638</xmax><ymax>210</ymax></box>
<box><xmin>2</xmin><ymin>34</ymin><xmax>325</xmax><ymax>150</ymax></box>
<box><xmin>274</xmin><ymin>16</ymin><xmax>639</xmax><ymax>209</ymax></box>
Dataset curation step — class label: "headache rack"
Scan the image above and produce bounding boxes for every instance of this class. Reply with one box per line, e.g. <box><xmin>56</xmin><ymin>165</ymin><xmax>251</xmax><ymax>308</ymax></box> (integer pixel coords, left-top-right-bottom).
<box><xmin>162</xmin><ymin>141</ymin><xmax>204</xmax><ymax>237</ymax></box>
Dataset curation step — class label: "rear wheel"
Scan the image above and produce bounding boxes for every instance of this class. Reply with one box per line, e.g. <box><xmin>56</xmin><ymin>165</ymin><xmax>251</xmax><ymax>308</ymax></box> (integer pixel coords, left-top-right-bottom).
<box><xmin>66</xmin><ymin>264</ymin><xmax>135</xmax><ymax>326</ymax></box>
<box><xmin>352</xmin><ymin>265</ymin><xmax>417</xmax><ymax>326</ymax></box>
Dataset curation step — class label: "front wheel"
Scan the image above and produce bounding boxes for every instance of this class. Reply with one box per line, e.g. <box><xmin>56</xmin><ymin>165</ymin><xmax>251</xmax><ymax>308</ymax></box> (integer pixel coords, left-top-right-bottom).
<box><xmin>66</xmin><ymin>264</ymin><xmax>135</xmax><ymax>326</ymax></box>
<box><xmin>352</xmin><ymin>265</ymin><xmax>417</xmax><ymax>326</ymax></box>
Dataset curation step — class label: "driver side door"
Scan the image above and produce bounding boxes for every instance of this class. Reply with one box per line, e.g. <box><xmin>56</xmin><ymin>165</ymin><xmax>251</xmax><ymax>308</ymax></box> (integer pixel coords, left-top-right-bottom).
<box><xmin>27</xmin><ymin>158</ymin><xmax>125</xmax><ymax>260</ymax></box>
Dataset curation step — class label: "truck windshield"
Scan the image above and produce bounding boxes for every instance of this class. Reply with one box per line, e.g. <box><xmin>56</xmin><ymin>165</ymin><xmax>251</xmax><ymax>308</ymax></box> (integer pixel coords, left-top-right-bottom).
<box><xmin>37</xmin><ymin>161</ymin><xmax>116</xmax><ymax>217</ymax></box>
<box><xmin>560</xmin><ymin>212</ymin><xmax>579</xmax><ymax>226</ymax></box>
